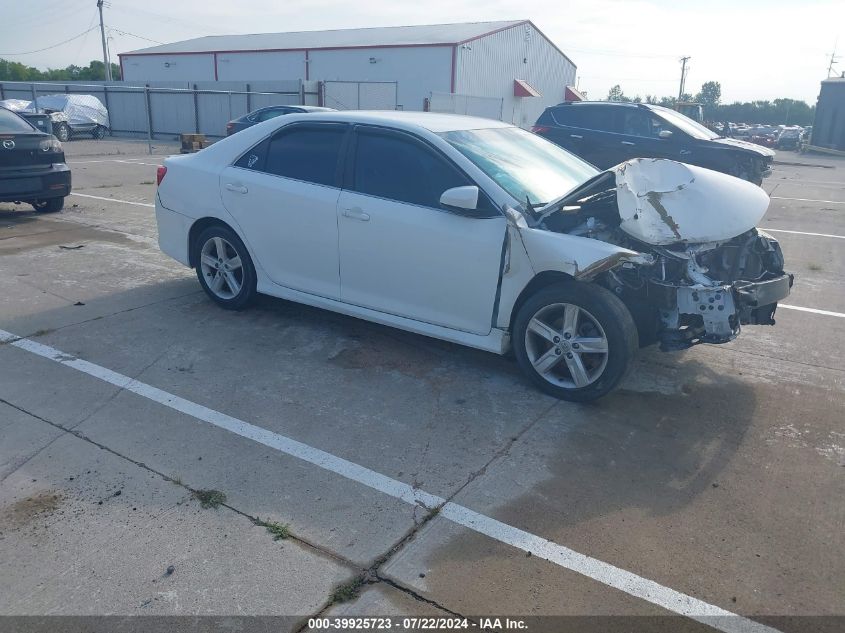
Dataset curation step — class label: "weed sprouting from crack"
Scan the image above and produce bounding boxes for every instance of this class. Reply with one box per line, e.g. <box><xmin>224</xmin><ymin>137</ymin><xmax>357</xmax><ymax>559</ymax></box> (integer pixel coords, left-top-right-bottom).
<box><xmin>331</xmin><ymin>575</ymin><xmax>366</xmax><ymax>603</ymax></box>
<box><xmin>192</xmin><ymin>489</ymin><xmax>226</xmax><ymax>509</ymax></box>
<box><xmin>257</xmin><ymin>519</ymin><xmax>291</xmax><ymax>541</ymax></box>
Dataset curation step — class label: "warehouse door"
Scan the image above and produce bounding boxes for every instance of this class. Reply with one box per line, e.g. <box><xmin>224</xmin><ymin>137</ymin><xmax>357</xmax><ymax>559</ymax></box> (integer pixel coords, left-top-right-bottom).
<box><xmin>321</xmin><ymin>81</ymin><xmax>398</xmax><ymax>111</ymax></box>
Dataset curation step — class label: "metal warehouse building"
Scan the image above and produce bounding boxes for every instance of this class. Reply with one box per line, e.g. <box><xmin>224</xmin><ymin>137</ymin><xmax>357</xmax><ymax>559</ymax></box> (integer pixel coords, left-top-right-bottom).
<box><xmin>119</xmin><ymin>20</ymin><xmax>576</xmax><ymax>127</ymax></box>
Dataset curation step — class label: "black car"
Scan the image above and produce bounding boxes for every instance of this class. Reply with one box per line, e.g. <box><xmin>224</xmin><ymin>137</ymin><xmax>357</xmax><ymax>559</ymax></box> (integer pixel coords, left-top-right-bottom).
<box><xmin>532</xmin><ymin>102</ymin><xmax>775</xmax><ymax>185</ymax></box>
<box><xmin>225</xmin><ymin>105</ymin><xmax>335</xmax><ymax>136</ymax></box>
<box><xmin>0</xmin><ymin>107</ymin><xmax>71</xmax><ymax>213</ymax></box>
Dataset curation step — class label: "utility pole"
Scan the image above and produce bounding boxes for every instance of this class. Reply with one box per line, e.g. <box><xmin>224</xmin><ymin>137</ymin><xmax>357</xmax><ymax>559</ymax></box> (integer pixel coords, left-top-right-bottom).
<box><xmin>827</xmin><ymin>39</ymin><xmax>840</xmax><ymax>77</ymax></box>
<box><xmin>97</xmin><ymin>0</ymin><xmax>112</xmax><ymax>81</ymax></box>
<box><xmin>678</xmin><ymin>56</ymin><xmax>690</xmax><ymax>100</ymax></box>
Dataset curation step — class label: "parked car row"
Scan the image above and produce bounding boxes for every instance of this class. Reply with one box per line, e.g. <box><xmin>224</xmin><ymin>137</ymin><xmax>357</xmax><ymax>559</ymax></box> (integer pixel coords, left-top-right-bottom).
<box><xmin>0</xmin><ymin>94</ymin><xmax>110</xmax><ymax>142</ymax></box>
<box><xmin>0</xmin><ymin>106</ymin><xmax>71</xmax><ymax>213</ymax></box>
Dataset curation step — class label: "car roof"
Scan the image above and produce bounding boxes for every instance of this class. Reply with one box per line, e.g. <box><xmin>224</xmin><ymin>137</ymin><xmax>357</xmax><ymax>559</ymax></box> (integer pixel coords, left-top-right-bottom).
<box><xmin>270</xmin><ymin>110</ymin><xmax>514</xmax><ymax>133</ymax></box>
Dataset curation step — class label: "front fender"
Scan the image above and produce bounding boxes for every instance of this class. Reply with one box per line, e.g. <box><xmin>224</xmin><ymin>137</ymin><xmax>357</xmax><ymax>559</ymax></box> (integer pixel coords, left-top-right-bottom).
<box><xmin>518</xmin><ymin>226</ymin><xmax>653</xmax><ymax>280</ymax></box>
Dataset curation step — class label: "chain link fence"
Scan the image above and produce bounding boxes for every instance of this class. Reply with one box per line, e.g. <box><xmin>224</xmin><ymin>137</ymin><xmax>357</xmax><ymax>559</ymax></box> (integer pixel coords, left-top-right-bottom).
<box><xmin>428</xmin><ymin>92</ymin><xmax>504</xmax><ymax>121</ymax></box>
<box><xmin>0</xmin><ymin>80</ymin><xmax>321</xmax><ymax>141</ymax></box>
<box><xmin>320</xmin><ymin>81</ymin><xmax>399</xmax><ymax>111</ymax></box>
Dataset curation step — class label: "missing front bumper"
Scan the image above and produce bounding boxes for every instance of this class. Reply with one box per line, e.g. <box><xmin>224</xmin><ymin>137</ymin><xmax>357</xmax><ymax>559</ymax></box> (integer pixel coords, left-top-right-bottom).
<box><xmin>653</xmin><ymin>273</ymin><xmax>793</xmax><ymax>351</ymax></box>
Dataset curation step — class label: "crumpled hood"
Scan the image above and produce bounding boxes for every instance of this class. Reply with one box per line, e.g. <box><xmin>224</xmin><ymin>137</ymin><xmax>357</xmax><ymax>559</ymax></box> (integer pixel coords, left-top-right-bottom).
<box><xmin>614</xmin><ymin>158</ymin><xmax>771</xmax><ymax>246</ymax></box>
<box><xmin>709</xmin><ymin>136</ymin><xmax>775</xmax><ymax>157</ymax></box>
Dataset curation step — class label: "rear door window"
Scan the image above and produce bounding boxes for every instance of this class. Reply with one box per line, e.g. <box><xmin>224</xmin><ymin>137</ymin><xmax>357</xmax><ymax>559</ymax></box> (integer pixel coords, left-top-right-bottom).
<box><xmin>263</xmin><ymin>125</ymin><xmax>347</xmax><ymax>186</ymax></box>
<box><xmin>551</xmin><ymin>105</ymin><xmax>616</xmax><ymax>132</ymax></box>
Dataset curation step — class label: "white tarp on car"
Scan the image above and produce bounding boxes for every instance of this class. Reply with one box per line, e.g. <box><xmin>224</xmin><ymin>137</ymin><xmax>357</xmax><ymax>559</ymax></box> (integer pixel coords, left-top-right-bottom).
<box><xmin>0</xmin><ymin>99</ymin><xmax>32</xmax><ymax>112</ymax></box>
<box><xmin>23</xmin><ymin>94</ymin><xmax>109</xmax><ymax>127</ymax></box>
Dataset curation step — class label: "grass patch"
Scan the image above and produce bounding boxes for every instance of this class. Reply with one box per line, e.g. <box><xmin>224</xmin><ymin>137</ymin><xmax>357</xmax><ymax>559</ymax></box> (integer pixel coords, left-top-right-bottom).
<box><xmin>260</xmin><ymin>519</ymin><xmax>291</xmax><ymax>541</ymax></box>
<box><xmin>140</xmin><ymin>180</ymin><xmax>155</xmax><ymax>185</ymax></box>
<box><xmin>808</xmin><ymin>262</ymin><xmax>823</xmax><ymax>271</ymax></box>
<box><xmin>192</xmin><ymin>489</ymin><xmax>226</xmax><ymax>509</ymax></box>
<box><xmin>331</xmin><ymin>576</ymin><xmax>364</xmax><ymax>603</ymax></box>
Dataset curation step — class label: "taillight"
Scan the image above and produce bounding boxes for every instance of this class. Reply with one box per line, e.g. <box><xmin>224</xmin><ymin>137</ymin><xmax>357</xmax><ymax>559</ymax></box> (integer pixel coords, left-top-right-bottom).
<box><xmin>156</xmin><ymin>165</ymin><xmax>167</xmax><ymax>186</ymax></box>
<box><xmin>226</xmin><ymin>123</ymin><xmax>234</xmax><ymax>134</ymax></box>
<box><xmin>531</xmin><ymin>125</ymin><xmax>550</xmax><ymax>134</ymax></box>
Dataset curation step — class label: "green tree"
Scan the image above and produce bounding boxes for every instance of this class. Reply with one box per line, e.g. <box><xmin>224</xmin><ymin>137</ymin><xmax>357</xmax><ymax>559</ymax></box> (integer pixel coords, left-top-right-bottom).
<box><xmin>695</xmin><ymin>81</ymin><xmax>722</xmax><ymax>119</ymax></box>
<box><xmin>607</xmin><ymin>84</ymin><xmax>631</xmax><ymax>102</ymax></box>
<box><xmin>0</xmin><ymin>58</ymin><xmax>121</xmax><ymax>82</ymax></box>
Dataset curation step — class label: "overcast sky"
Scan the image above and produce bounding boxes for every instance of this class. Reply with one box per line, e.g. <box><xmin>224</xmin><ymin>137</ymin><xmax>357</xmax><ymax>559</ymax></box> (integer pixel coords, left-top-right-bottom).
<box><xmin>2</xmin><ymin>0</ymin><xmax>842</xmax><ymax>103</ymax></box>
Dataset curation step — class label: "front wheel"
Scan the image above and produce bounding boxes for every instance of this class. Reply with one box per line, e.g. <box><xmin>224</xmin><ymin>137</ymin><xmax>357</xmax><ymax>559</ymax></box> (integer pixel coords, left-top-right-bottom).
<box><xmin>513</xmin><ymin>282</ymin><xmax>638</xmax><ymax>402</ymax></box>
<box><xmin>91</xmin><ymin>125</ymin><xmax>107</xmax><ymax>139</ymax></box>
<box><xmin>32</xmin><ymin>197</ymin><xmax>65</xmax><ymax>213</ymax></box>
<box><xmin>193</xmin><ymin>225</ymin><xmax>257</xmax><ymax>310</ymax></box>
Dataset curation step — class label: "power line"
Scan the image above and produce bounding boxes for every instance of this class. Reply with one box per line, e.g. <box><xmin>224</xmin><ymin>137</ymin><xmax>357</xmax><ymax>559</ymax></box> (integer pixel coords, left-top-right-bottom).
<box><xmin>108</xmin><ymin>27</ymin><xmax>163</xmax><ymax>45</ymax></box>
<box><xmin>566</xmin><ymin>46</ymin><xmax>678</xmax><ymax>60</ymax></box>
<box><xmin>0</xmin><ymin>26</ymin><xmax>99</xmax><ymax>56</ymax></box>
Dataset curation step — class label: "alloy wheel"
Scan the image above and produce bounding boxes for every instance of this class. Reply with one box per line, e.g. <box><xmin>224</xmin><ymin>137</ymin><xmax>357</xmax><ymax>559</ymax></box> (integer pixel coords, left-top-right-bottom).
<box><xmin>200</xmin><ymin>236</ymin><xmax>244</xmax><ymax>300</ymax></box>
<box><xmin>524</xmin><ymin>302</ymin><xmax>609</xmax><ymax>389</ymax></box>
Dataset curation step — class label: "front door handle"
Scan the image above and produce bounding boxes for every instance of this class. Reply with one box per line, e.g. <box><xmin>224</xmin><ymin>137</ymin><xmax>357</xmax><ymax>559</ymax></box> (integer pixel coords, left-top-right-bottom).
<box><xmin>570</xmin><ymin>134</ymin><xmax>583</xmax><ymax>139</ymax></box>
<box><xmin>342</xmin><ymin>208</ymin><xmax>370</xmax><ymax>222</ymax></box>
<box><xmin>680</xmin><ymin>149</ymin><xmax>692</xmax><ymax>156</ymax></box>
<box><xmin>621</xmin><ymin>141</ymin><xmax>635</xmax><ymax>146</ymax></box>
<box><xmin>225</xmin><ymin>183</ymin><xmax>248</xmax><ymax>194</ymax></box>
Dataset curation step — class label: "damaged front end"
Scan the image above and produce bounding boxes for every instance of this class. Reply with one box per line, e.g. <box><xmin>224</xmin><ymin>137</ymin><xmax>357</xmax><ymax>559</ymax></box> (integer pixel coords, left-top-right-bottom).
<box><xmin>532</xmin><ymin>158</ymin><xmax>794</xmax><ymax>351</ymax></box>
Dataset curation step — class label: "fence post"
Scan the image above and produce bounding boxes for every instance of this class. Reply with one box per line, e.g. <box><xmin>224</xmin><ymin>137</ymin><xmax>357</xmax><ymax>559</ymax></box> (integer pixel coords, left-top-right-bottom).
<box><xmin>0</xmin><ymin>83</ymin><xmax>4</xmax><ymax>100</ymax></box>
<box><xmin>299</xmin><ymin>80</ymin><xmax>305</xmax><ymax>106</ymax></box>
<box><xmin>102</xmin><ymin>85</ymin><xmax>112</xmax><ymax>136</ymax></box>
<box><xmin>144</xmin><ymin>85</ymin><xmax>153</xmax><ymax>155</ymax></box>
<box><xmin>317</xmin><ymin>81</ymin><xmax>324</xmax><ymax>107</ymax></box>
<box><xmin>31</xmin><ymin>84</ymin><xmax>38</xmax><ymax>112</ymax></box>
<box><xmin>246</xmin><ymin>83</ymin><xmax>252</xmax><ymax>113</ymax></box>
<box><xmin>193</xmin><ymin>84</ymin><xmax>200</xmax><ymax>134</ymax></box>
<box><xmin>227</xmin><ymin>91</ymin><xmax>232</xmax><ymax>123</ymax></box>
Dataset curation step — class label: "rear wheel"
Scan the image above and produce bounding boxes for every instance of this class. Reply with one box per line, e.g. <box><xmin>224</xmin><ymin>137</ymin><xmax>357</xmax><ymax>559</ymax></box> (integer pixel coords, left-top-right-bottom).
<box><xmin>32</xmin><ymin>197</ymin><xmax>64</xmax><ymax>213</ymax></box>
<box><xmin>193</xmin><ymin>225</ymin><xmax>257</xmax><ymax>310</ymax></box>
<box><xmin>513</xmin><ymin>282</ymin><xmax>638</xmax><ymax>402</ymax></box>
<box><xmin>54</xmin><ymin>123</ymin><xmax>70</xmax><ymax>143</ymax></box>
<box><xmin>91</xmin><ymin>125</ymin><xmax>106</xmax><ymax>139</ymax></box>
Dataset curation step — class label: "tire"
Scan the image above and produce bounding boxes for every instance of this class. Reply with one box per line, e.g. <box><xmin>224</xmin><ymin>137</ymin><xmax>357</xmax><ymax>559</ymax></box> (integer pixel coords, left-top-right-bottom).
<box><xmin>513</xmin><ymin>281</ymin><xmax>638</xmax><ymax>402</ymax></box>
<box><xmin>32</xmin><ymin>197</ymin><xmax>65</xmax><ymax>213</ymax></box>
<box><xmin>54</xmin><ymin>123</ymin><xmax>70</xmax><ymax>143</ymax></box>
<box><xmin>193</xmin><ymin>225</ymin><xmax>257</xmax><ymax>310</ymax></box>
<box><xmin>91</xmin><ymin>125</ymin><xmax>106</xmax><ymax>140</ymax></box>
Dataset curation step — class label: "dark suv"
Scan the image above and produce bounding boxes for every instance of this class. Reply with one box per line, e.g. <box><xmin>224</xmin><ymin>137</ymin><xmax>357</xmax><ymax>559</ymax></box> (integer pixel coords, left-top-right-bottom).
<box><xmin>532</xmin><ymin>102</ymin><xmax>774</xmax><ymax>185</ymax></box>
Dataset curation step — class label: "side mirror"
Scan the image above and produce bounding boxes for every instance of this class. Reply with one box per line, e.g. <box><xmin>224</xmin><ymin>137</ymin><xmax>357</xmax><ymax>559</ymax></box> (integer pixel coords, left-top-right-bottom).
<box><xmin>658</xmin><ymin>130</ymin><xmax>673</xmax><ymax>139</ymax></box>
<box><xmin>440</xmin><ymin>185</ymin><xmax>479</xmax><ymax>211</ymax></box>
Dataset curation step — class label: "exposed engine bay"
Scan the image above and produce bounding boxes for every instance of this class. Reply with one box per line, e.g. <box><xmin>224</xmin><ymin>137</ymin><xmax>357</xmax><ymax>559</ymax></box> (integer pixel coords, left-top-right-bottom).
<box><xmin>529</xmin><ymin>159</ymin><xmax>794</xmax><ymax>351</ymax></box>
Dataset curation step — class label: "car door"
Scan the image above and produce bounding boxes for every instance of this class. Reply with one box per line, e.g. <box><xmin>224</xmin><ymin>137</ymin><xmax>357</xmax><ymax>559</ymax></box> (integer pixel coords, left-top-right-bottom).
<box><xmin>540</xmin><ymin>105</ymin><xmax>612</xmax><ymax>167</ymax></box>
<box><xmin>219</xmin><ymin>122</ymin><xmax>348</xmax><ymax>299</ymax></box>
<box><xmin>336</xmin><ymin>126</ymin><xmax>507</xmax><ymax>335</ymax></box>
<box><xmin>615</xmin><ymin>109</ymin><xmax>692</xmax><ymax>163</ymax></box>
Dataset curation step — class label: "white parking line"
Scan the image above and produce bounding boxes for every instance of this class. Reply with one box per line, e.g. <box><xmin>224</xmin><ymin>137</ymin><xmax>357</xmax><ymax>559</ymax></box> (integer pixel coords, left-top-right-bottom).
<box><xmin>771</xmin><ymin>196</ymin><xmax>845</xmax><ymax>205</ymax></box>
<box><xmin>780</xmin><ymin>304</ymin><xmax>845</xmax><ymax>318</ymax></box>
<box><xmin>764</xmin><ymin>228</ymin><xmax>845</xmax><ymax>240</ymax></box>
<box><xmin>68</xmin><ymin>159</ymin><xmax>163</xmax><ymax>166</ymax></box>
<box><xmin>0</xmin><ymin>327</ymin><xmax>779</xmax><ymax>633</ymax></box>
<box><xmin>69</xmin><ymin>193</ymin><xmax>154</xmax><ymax>208</ymax></box>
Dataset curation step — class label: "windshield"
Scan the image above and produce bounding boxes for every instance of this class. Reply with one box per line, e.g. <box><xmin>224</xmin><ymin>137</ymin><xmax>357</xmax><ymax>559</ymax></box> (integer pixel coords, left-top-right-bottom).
<box><xmin>438</xmin><ymin>127</ymin><xmax>598</xmax><ymax>207</ymax></box>
<box><xmin>650</xmin><ymin>106</ymin><xmax>719</xmax><ymax>140</ymax></box>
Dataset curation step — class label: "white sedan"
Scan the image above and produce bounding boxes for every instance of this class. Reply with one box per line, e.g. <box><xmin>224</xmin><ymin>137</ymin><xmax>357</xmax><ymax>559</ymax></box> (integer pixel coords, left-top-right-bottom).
<box><xmin>155</xmin><ymin>111</ymin><xmax>791</xmax><ymax>401</ymax></box>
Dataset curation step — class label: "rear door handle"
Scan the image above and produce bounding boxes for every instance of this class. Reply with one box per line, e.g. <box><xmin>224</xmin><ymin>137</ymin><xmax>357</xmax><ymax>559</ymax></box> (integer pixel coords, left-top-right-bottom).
<box><xmin>570</xmin><ymin>134</ymin><xmax>583</xmax><ymax>139</ymax></box>
<box><xmin>621</xmin><ymin>141</ymin><xmax>635</xmax><ymax>146</ymax></box>
<box><xmin>342</xmin><ymin>207</ymin><xmax>370</xmax><ymax>222</ymax></box>
<box><xmin>225</xmin><ymin>183</ymin><xmax>248</xmax><ymax>194</ymax></box>
<box><xmin>680</xmin><ymin>149</ymin><xmax>692</xmax><ymax>156</ymax></box>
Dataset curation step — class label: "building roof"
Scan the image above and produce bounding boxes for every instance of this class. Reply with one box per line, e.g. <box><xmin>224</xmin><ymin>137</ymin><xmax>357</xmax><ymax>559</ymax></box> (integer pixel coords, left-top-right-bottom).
<box><xmin>121</xmin><ymin>21</ymin><xmax>527</xmax><ymax>56</ymax></box>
